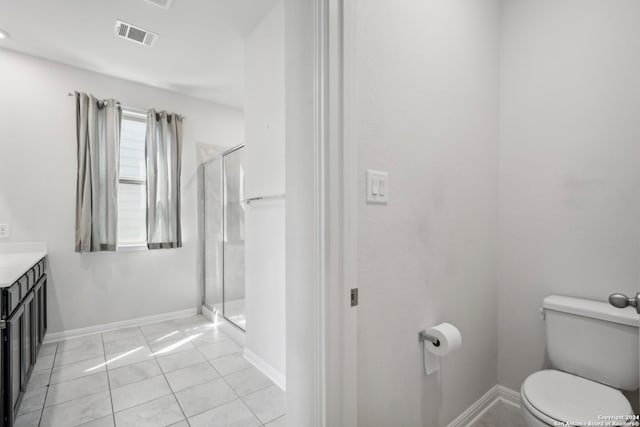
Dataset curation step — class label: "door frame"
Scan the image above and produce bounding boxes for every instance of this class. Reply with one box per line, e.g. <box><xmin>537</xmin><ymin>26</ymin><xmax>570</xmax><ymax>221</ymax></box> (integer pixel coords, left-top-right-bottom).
<box><xmin>285</xmin><ymin>0</ymin><xmax>357</xmax><ymax>425</ymax></box>
<box><xmin>325</xmin><ymin>0</ymin><xmax>358</xmax><ymax>425</ymax></box>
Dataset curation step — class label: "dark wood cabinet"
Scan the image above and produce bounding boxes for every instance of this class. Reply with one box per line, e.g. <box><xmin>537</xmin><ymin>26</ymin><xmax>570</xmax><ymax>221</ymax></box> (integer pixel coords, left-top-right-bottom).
<box><xmin>1</xmin><ymin>257</ymin><xmax>47</xmax><ymax>427</ymax></box>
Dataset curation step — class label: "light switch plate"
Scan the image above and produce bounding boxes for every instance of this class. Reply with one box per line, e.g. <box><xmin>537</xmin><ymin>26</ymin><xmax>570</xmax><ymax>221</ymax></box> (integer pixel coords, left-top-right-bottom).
<box><xmin>366</xmin><ymin>170</ymin><xmax>388</xmax><ymax>204</ymax></box>
<box><xmin>0</xmin><ymin>224</ymin><xmax>9</xmax><ymax>239</ymax></box>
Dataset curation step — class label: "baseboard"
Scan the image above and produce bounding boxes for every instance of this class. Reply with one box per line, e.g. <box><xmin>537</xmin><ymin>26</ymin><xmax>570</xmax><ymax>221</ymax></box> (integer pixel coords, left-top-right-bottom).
<box><xmin>497</xmin><ymin>384</ymin><xmax>522</xmax><ymax>408</ymax></box>
<box><xmin>44</xmin><ymin>308</ymin><xmax>198</xmax><ymax>343</ymax></box>
<box><xmin>243</xmin><ymin>348</ymin><xmax>286</xmax><ymax>392</ymax></box>
<box><xmin>446</xmin><ymin>384</ymin><xmax>521</xmax><ymax>427</ymax></box>
<box><xmin>447</xmin><ymin>385</ymin><xmax>501</xmax><ymax>427</ymax></box>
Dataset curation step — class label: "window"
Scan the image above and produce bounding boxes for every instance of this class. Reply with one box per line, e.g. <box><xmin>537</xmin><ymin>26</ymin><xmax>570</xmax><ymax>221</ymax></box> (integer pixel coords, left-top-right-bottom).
<box><xmin>118</xmin><ymin>110</ymin><xmax>147</xmax><ymax>247</ymax></box>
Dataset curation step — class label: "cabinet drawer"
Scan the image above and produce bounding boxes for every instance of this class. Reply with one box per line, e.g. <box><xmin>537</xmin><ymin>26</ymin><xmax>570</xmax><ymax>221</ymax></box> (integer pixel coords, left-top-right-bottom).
<box><xmin>27</xmin><ymin>268</ymin><xmax>36</xmax><ymax>291</ymax></box>
<box><xmin>37</xmin><ymin>259</ymin><xmax>45</xmax><ymax>279</ymax></box>
<box><xmin>34</xmin><ymin>258</ymin><xmax>46</xmax><ymax>284</ymax></box>
<box><xmin>22</xmin><ymin>273</ymin><xmax>30</xmax><ymax>295</ymax></box>
<box><xmin>5</xmin><ymin>280</ymin><xmax>22</xmax><ymax>317</ymax></box>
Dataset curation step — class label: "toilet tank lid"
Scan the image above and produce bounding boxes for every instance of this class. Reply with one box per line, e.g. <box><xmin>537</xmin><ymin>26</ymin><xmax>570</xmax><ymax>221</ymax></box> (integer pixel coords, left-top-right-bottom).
<box><xmin>543</xmin><ymin>295</ymin><xmax>640</xmax><ymax>327</ymax></box>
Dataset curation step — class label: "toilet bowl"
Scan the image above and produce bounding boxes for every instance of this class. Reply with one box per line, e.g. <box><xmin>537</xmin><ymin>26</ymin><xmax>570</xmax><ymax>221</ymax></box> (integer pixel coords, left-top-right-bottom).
<box><xmin>520</xmin><ymin>296</ymin><xmax>639</xmax><ymax>427</ymax></box>
<box><xmin>520</xmin><ymin>370</ymin><xmax>633</xmax><ymax>427</ymax></box>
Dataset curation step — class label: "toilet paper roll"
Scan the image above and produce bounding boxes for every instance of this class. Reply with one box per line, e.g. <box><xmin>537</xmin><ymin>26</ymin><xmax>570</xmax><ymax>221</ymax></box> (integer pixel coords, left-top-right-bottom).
<box><xmin>423</xmin><ymin>323</ymin><xmax>462</xmax><ymax>375</ymax></box>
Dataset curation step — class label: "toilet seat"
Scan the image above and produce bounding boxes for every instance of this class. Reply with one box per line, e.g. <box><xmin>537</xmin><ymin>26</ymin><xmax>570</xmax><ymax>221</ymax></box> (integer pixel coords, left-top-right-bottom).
<box><xmin>521</xmin><ymin>370</ymin><xmax>633</xmax><ymax>426</ymax></box>
<box><xmin>521</xmin><ymin>390</ymin><xmax>562</xmax><ymax>426</ymax></box>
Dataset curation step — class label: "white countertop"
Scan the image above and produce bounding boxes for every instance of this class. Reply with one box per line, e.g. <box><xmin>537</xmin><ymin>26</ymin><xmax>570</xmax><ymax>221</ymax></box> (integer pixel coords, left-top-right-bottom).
<box><xmin>0</xmin><ymin>242</ymin><xmax>48</xmax><ymax>288</ymax></box>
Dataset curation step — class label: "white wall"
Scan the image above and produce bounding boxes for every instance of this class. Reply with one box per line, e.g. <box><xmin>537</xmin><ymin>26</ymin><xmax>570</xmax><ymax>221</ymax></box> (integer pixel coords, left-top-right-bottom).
<box><xmin>354</xmin><ymin>0</ymin><xmax>500</xmax><ymax>425</ymax></box>
<box><xmin>244</xmin><ymin>0</ymin><xmax>286</xmax><ymax>383</ymax></box>
<box><xmin>498</xmin><ymin>0</ymin><xmax>640</xmax><ymax>392</ymax></box>
<box><xmin>0</xmin><ymin>48</ymin><xmax>244</xmax><ymax>334</ymax></box>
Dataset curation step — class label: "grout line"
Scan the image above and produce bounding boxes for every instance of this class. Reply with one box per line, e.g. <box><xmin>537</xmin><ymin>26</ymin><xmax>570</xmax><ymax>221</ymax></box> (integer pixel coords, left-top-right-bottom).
<box><xmin>29</xmin><ymin>317</ymin><xmax>276</xmax><ymax>427</ymax></box>
<box><xmin>146</xmin><ymin>322</ymin><xmax>258</xmax><ymax>423</ymax></box>
<box><xmin>40</xmin><ymin>374</ymin><xmax>109</xmax><ymax>410</ymax></box>
<box><xmin>237</xmin><ymin>397</ymin><xmax>267</xmax><ymax>426</ymax></box>
<box><xmin>51</xmin><ymin>352</ymin><xmax>106</xmax><ymax>371</ymax></box>
<box><xmin>206</xmin><ymin>359</ymin><xmax>254</xmax><ymax>378</ymax></box>
<box><xmin>37</xmin><ymin>342</ymin><xmax>59</xmax><ymax>426</ymax></box>
<box><xmin>238</xmin><ymin>382</ymin><xmax>283</xmax><ymax>426</ymax></box>
<box><xmin>190</xmin><ymin>339</ymin><xmax>268</xmax><ymax>424</ymax></box>
<box><xmin>228</xmin><ymin>365</ymin><xmax>284</xmax><ymax>424</ymax></box>
<box><xmin>100</xmin><ymin>332</ymin><xmax>117</xmax><ymax>427</ymax></box>
<box><xmin>47</xmin><ymin>364</ymin><xmax>108</xmax><ymax>388</ymax></box>
<box><xmin>140</xmin><ymin>323</ymin><xmax>191</xmax><ymax>426</ymax></box>
<box><xmin>45</xmin><ymin>333</ymin><xmax>198</xmax><ymax>397</ymax></box>
<box><xmin>108</xmin><ymin>384</ymin><xmax>174</xmax><ymax>416</ymax></box>
<box><xmin>101</xmin><ymin>376</ymin><xmax>173</xmax><ymax>416</ymax></box>
<box><xmin>264</xmin><ymin>414</ymin><xmax>285</xmax><ymax>426</ymax></box>
<box><xmin>29</xmin><ymin>337</ymin><xmax>113</xmax><ymax>425</ymax></box>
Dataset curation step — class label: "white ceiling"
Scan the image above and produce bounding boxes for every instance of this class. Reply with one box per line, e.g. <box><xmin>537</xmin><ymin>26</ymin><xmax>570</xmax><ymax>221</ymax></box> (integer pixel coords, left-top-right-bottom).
<box><xmin>0</xmin><ymin>0</ymin><xmax>278</xmax><ymax>108</ymax></box>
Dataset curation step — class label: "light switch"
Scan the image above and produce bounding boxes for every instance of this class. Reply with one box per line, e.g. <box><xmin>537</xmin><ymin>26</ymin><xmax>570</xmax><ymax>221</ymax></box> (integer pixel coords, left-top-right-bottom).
<box><xmin>366</xmin><ymin>170</ymin><xmax>389</xmax><ymax>204</ymax></box>
<box><xmin>0</xmin><ymin>224</ymin><xmax>9</xmax><ymax>239</ymax></box>
<box><xmin>372</xmin><ymin>179</ymin><xmax>379</xmax><ymax>196</ymax></box>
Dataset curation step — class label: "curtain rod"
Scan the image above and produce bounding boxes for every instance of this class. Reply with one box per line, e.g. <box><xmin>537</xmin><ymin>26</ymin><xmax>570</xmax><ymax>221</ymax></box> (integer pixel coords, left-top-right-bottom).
<box><xmin>67</xmin><ymin>93</ymin><xmax>184</xmax><ymax>118</ymax></box>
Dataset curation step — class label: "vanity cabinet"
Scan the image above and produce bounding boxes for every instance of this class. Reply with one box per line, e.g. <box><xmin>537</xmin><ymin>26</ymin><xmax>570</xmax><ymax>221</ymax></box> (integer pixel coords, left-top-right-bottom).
<box><xmin>1</xmin><ymin>257</ymin><xmax>47</xmax><ymax>427</ymax></box>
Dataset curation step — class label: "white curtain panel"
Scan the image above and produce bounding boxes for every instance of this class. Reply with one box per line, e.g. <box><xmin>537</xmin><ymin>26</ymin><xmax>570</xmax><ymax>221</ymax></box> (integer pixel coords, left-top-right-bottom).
<box><xmin>146</xmin><ymin>109</ymin><xmax>183</xmax><ymax>249</ymax></box>
<box><xmin>75</xmin><ymin>92</ymin><xmax>122</xmax><ymax>252</ymax></box>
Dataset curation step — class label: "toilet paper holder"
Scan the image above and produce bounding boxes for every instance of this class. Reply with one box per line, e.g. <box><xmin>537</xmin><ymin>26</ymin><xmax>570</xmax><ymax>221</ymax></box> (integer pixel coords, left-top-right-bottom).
<box><xmin>418</xmin><ymin>330</ymin><xmax>441</xmax><ymax>347</ymax></box>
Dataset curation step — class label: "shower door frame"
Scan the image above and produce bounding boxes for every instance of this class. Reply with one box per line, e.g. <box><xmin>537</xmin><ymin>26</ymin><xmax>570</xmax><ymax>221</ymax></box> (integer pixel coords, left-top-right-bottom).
<box><xmin>200</xmin><ymin>144</ymin><xmax>246</xmax><ymax>332</ymax></box>
<box><xmin>219</xmin><ymin>144</ymin><xmax>246</xmax><ymax>331</ymax></box>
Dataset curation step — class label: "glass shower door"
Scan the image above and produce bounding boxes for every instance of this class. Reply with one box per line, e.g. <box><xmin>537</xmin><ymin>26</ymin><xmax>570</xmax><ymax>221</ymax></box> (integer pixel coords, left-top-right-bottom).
<box><xmin>203</xmin><ymin>159</ymin><xmax>223</xmax><ymax>314</ymax></box>
<box><xmin>222</xmin><ymin>146</ymin><xmax>246</xmax><ymax>330</ymax></box>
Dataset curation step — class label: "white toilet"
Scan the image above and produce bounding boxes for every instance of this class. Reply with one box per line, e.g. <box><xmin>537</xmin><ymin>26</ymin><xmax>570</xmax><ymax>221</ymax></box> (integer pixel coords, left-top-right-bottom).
<box><xmin>521</xmin><ymin>295</ymin><xmax>638</xmax><ymax>427</ymax></box>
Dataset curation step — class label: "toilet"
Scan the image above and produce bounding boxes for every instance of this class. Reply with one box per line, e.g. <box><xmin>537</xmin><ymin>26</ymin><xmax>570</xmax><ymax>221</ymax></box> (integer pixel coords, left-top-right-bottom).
<box><xmin>521</xmin><ymin>295</ymin><xmax>638</xmax><ymax>427</ymax></box>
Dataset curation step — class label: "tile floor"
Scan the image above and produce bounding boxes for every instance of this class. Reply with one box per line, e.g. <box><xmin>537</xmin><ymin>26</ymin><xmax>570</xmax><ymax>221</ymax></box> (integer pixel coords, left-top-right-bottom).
<box><xmin>471</xmin><ymin>401</ymin><xmax>526</xmax><ymax>427</ymax></box>
<box><xmin>15</xmin><ymin>315</ymin><xmax>286</xmax><ymax>427</ymax></box>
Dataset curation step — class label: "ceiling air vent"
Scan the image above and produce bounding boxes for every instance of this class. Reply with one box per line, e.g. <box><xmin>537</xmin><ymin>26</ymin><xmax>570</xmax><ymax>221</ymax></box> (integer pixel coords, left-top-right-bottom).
<box><xmin>144</xmin><ymin>0</ymin><xmax>173</xmax><ymax>9</ymax></box>
<box><xmin>114</xmin><ymin>20</ymin><xmax>158</xmax><ymax>47</ymax></box>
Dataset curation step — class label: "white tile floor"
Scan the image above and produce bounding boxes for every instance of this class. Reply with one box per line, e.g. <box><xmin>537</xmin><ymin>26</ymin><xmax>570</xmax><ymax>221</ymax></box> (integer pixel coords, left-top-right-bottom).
<box><xmin>16</xmin><ymin>316</ymin><xmax>286</xmax><ymax>427</ymax></box>
<box><xmin>470</xmin><ymin>401</ymin><xmax>525</xmax><ymax>427</ymax></box>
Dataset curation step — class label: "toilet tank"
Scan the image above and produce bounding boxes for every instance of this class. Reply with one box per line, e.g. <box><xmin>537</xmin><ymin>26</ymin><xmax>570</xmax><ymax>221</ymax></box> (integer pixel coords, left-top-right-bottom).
<box><xmin>543</xmin><ymin>295</ymin><xmax>639</xmax><ymax>391</ymax></box>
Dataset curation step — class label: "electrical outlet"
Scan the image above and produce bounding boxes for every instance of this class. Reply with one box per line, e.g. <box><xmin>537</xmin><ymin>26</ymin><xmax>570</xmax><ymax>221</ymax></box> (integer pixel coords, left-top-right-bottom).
<box><xmin>0</xmin><ymin>224</ymin><xmax>8</xmax><ymax>239</ymax></box>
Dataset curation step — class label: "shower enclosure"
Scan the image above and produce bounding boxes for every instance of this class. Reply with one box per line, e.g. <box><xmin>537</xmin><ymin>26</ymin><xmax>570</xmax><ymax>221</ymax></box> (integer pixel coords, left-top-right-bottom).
<box><xmin>201</xmin><ymin>144</ymin><xmax>246</xmax><ymax>331</ymax></box>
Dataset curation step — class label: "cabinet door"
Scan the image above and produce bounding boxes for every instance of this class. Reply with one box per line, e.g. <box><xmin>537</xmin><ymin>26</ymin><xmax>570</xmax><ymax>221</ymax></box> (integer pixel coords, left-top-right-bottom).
<box><xmin>42</xmin><ymin>277</ymin><xmax>47</xmax><ymax>338</ymax></box>
<box><xmin>33</xmin><ymin>279</ymin><xmax>43</xmax><ymax>353</ymax></box>
<box><xmin>4</xmin><ymin>304</ymin><xmax>25</xmax><ymax>425</ymax></box>
<box><xmin>33</xmin><ymin>276</ymin><xmax>46</xmax><ymax>347</ymax></box>
<box><xmin>23</xmin><ymin>292</ymin><xmax>35</xmax><ymax>382</ymax></box>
